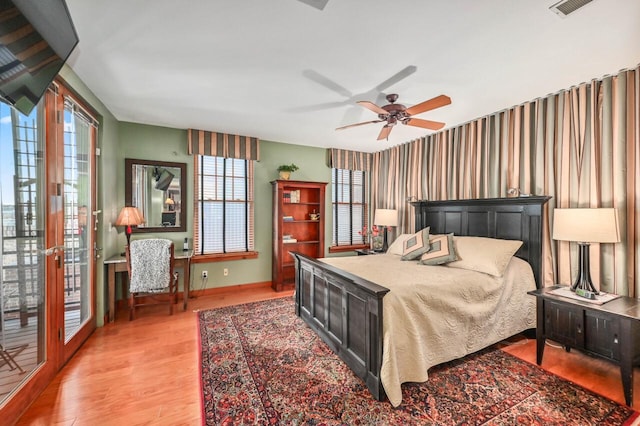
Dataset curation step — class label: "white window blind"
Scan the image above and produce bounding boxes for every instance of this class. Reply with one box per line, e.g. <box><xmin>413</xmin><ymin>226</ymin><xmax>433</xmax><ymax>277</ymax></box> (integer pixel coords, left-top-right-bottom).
<box><xmin>194</xmin><ymin>156</ymin><xmax>254</xmax><ymax>254</ymax></box>
<box><xmin>331</xmin><ymin>168</ymin><xmax>368</xmax><ymax>246</ymax></box>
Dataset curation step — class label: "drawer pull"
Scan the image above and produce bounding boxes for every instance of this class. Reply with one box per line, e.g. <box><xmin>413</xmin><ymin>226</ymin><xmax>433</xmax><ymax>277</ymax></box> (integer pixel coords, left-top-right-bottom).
<box><xmin>614</xmin><ymin>335</ymin><xmax>619</xmax><ymax>344</ymax></box>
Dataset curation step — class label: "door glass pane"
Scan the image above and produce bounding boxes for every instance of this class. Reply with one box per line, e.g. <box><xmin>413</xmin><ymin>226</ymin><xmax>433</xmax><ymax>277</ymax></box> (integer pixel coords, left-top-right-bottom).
<box><xmin>63</xmin><ymin>106</ymin><xmax>92</xmax><ymax>342</ymax></box>
<box><xmin>0</xmin><ymin>103</ymin><xmax>45</xmax><ymax>402</ymax></box>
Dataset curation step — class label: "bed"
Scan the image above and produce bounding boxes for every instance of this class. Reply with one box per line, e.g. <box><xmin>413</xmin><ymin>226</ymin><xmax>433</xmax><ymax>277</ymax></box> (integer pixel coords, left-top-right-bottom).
<box><xmin>292</xmin><ymin>196</ymin><xmax>550</xmax><ymax>407</ymax></box>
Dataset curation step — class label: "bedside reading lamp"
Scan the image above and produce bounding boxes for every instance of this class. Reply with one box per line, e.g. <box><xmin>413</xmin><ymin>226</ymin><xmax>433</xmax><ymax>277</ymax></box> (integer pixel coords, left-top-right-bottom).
<box><xmin>552</xmin><ymin>208</ymin><xmax>620</xmax><ymax>298</ymax></box>
<box><xmin>374</xmin><ymin>208</ymin><xmax>398</xmax><ymax>252</ymax></box>
<box><xmin>115</xmin><ymin>206</ymin><xmax>145</xmax><ymax>248</ymax></box>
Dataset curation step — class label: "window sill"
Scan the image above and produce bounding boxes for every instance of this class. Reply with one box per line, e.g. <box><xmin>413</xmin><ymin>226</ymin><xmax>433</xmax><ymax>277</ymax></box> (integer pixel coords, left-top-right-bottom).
<box><xmin>191</xmin><ymin>251</ymin><xmax>259</xmax><ymax>263</ymax></box>
<box><xmin>328</xmin><ymin>245</ymin><xmax>368</xmax><ymax>254</ymax></box>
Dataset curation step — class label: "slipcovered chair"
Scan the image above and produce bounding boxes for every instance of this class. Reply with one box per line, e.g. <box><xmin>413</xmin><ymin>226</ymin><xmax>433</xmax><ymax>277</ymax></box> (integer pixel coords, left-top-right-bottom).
<box><xmin>125</xmin><ymin>238</ymin><xmax>178</xmax><ymax>320</ymax></box>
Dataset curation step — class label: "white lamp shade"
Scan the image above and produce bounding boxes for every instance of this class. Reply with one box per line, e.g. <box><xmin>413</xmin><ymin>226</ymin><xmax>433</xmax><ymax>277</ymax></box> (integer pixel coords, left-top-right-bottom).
<box><xmin>374</xmin><ymin>209</ymin><xmax>398</xmax><ymax>227</ymax></box>
<box><xmin>552</xmin><ymin>208</ymin><xmax>620</xmax><ymax>243</ymax></box>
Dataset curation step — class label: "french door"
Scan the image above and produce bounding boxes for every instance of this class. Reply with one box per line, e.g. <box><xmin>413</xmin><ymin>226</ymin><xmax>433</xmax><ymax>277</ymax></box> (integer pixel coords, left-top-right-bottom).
<box><xmin>0</xmin><ymin>82</ymin><xmax>97</xmax><ymax>419</ymax></box>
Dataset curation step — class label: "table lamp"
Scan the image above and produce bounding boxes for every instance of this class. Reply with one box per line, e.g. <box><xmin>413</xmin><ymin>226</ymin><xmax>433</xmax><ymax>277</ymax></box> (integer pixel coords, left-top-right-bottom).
<box><xmin>374</xmin><ymin>208</ymin><xmax>398</xmax><ymax>252</ymax></box>
<box><xmin>552</xmin><ymin>208</ymin><xmax>620</xmax><ymax>297</ymax></box>
<box><xmin>115</xmin><ymin>206</ymin><xmax>145</xmax><ymax>247</ymax></box>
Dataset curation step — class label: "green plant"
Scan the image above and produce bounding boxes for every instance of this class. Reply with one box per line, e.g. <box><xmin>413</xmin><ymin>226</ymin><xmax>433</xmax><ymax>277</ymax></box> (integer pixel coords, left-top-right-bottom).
<box><xmin>277</xmin><ymin>163</ymin><xmax>299</xmax><ymax>173</ymax></box>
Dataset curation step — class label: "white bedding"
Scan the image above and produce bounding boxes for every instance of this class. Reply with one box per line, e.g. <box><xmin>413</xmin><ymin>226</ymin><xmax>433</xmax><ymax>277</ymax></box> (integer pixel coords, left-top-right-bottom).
<box><xmin>319</xmin><ymin>253</ymin><xmax>537</xmax><ymax>407</ymax></box>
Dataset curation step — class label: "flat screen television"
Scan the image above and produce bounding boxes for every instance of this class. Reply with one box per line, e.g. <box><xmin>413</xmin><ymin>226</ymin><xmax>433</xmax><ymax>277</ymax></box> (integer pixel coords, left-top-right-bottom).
<box><xmin>0</xmin><ymin>0</ymin><xmax>78</xmax><ymax>115</ymax></box>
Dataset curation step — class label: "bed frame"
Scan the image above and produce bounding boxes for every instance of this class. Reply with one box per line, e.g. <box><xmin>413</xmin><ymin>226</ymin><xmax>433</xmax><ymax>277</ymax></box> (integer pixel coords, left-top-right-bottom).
<box><xmin>293</xmin><ymin>196</ymin><xmax>550</xmax><ymax>401</ymax></box>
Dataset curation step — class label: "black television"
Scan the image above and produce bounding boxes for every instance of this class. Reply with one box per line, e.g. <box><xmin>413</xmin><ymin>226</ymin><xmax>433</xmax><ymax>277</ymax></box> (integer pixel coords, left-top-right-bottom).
<box><xmin>0</xmin><ymin>0</ymin><xmax>78</xmax><ymax>115</ymax></box>
<box><xmin>154</xmin><ymin>168</ymin><xmax>175</xmax><ymax>191</ymax></box>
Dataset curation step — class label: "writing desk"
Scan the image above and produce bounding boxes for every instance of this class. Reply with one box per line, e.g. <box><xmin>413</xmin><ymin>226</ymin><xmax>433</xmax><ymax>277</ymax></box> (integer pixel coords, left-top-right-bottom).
<box><xmin>104</xmin><ymin>250</ymin><xmax>192</xmax><ymax>322</ymax></box>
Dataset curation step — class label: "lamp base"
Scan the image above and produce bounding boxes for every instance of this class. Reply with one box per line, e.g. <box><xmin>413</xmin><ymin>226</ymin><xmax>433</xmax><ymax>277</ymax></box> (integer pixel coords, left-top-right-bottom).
<box><xmin>570</xmin><ymin>242</ymin><xmax>599</xmax><ymax>298</ymax></box>
<box><xmin>381</xmin><ymin>228</ymin><xmax>389</xmax><ymax>253</ymax></box>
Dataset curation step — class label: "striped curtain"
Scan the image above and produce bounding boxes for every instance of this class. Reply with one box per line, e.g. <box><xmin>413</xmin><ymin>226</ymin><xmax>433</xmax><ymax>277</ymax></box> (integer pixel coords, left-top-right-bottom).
<box><xmin>329</xmin><ymin>148</ymin><xmax>372</xmax><ymax>171</ymax></box>
<box><xmin>372</xmin><ymin>65</ymin><xmax>640</xmax><ymax>296</ymax></box>
<box><xmin>187</xmin><ymin>129</ymin><xmax>260</xmax><ymax>160</ymax></box>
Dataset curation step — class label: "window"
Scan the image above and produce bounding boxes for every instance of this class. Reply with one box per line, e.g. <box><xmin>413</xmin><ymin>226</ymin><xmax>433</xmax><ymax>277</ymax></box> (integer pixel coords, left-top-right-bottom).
<box><xmin>194</xmin><ymin>156</ymin><xmax>254</xmax><ymax>255</ymax></box>
<box><xmin>331</xmin><ymin>168</ymin><xmax>368</xmax><ymax>248</ymax></box>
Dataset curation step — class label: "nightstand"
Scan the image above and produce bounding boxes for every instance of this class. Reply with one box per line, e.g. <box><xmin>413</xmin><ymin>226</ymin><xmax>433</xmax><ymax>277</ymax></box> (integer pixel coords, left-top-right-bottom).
<box><xmin>355</xmin><ymin>249</ymin><xmax>382</xmax><ymax>256</ymax></box>
<box><xmin>528</xmin><ymin>286</ymin><xmax>640</xmax><ymax>406</ymax></box>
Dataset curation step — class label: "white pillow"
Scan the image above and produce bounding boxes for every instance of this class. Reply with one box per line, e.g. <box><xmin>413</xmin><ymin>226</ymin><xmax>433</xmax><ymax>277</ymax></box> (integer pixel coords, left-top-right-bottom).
<box><xmin>387</xmin><ymin>234</ymin><xmax>413</xmax><ymax>255</ymax></box>
<box><xmin>446</xmin><ymin>236</ymin><xmax>523</xmax><ymax>277</ymax></box>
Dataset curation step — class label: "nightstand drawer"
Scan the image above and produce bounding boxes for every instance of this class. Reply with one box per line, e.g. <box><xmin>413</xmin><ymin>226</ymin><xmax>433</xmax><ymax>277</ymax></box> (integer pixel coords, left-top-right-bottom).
<box><xmin>585</xmin><ymin>310</ymin><xmax>620</xmax><ymax>361</ymax></box>
<box><xmin>544</xmin><ymin>299</ymin><xmax>584</xmax><ymax>349</ymax></box>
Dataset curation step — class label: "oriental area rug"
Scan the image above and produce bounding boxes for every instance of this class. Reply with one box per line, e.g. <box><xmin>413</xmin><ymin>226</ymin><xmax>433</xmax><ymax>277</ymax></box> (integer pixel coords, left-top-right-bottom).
<box><xmin>198</xmin><ymin>297</ymin><xmax>640</xmax><ymax>425</ymax></box>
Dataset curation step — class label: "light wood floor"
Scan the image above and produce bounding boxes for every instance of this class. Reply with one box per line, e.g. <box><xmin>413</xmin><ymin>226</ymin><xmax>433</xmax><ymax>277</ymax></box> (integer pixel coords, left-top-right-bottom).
<box><xmin>16</xmin><ymin>284</ymin><xmax>640</xmax><ymax>425</ymax></box>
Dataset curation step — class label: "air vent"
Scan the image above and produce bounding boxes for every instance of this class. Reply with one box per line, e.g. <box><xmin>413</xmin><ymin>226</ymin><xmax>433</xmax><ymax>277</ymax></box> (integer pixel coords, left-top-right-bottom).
<box><xmin>549</xmin><ymin>0</ymin><xmax>595</xmax><ymax>17</ymax></box>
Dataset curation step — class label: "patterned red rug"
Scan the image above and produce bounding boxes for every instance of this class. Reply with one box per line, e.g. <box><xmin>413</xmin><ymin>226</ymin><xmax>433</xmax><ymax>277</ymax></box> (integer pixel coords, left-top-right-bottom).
<box><xmin>198</xmin><ymin>297</ymin><xmax>640</xmax><ymax>425</ymax></box>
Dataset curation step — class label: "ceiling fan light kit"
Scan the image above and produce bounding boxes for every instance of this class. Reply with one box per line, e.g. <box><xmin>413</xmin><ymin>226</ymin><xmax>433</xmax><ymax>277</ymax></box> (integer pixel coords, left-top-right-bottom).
<box><xmin>336</xmin><ymin>94</ymin><xmax>451</xmax><ymax>141</ymax></box>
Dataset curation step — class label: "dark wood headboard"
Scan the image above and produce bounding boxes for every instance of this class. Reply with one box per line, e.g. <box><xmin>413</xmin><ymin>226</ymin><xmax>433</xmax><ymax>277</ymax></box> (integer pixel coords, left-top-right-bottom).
<box><xmin>411</xmin><ymin>196</ymin><xmax>550</xmax><ymax>289</ymax></box>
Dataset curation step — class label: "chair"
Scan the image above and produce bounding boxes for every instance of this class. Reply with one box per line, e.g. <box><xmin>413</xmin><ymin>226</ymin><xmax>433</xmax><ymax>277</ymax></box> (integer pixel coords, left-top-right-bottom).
<box><xmin>125</xmin><ymin>238</ymin><xmax>178</xmax><ymax>320</ymax></box>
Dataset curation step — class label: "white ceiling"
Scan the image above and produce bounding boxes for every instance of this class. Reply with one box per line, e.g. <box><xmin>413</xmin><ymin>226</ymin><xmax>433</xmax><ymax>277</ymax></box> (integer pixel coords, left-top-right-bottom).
<box><xmin>64</xmin><ymin>0</ymin><xmax>640</xmax><ymax>153</ymax></box>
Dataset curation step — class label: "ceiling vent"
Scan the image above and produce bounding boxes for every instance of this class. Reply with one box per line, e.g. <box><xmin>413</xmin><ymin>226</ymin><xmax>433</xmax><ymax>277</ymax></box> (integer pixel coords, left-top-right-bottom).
<box><xmin>549</xmin><ymin>0</ymin><xmax>596</xmax><ymax>17</ymax></box>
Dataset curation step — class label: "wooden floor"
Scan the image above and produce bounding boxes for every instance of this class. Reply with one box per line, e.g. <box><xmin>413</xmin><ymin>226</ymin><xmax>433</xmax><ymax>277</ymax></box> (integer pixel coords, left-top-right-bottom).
<box><xmin>15</xmin><ymin>284</ymin><xmax>640</xmax><ymax>425</ymax></box>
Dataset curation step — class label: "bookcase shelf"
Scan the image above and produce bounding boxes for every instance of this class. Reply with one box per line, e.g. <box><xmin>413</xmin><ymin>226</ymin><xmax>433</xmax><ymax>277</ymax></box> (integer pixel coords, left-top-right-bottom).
<box><xmin>272</xmin><ymin>179</ymin><xmax>327</xmax><ymax>292</ymax></box>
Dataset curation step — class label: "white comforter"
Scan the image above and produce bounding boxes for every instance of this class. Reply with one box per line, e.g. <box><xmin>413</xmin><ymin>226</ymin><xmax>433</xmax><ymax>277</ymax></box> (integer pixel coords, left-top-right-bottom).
<box><xmin>319</xmin><ymin>254</ymin><xmax>537</xmax><ymax>407</ymax></box>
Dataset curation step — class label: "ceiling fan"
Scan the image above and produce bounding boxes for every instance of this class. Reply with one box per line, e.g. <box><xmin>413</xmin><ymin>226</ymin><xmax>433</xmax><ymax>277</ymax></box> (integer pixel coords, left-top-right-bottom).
<box><xmin>336</xmin><ymin>94</ymin><xmax>451</xmax><ymax>141</ymax></box>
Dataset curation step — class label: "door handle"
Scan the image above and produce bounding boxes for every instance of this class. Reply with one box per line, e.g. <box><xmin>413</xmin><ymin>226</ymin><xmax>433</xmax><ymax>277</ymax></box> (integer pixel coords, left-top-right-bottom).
<box><xmin>43</xmin><ymin>245</ymin><xmax>65</xmax><ymax>256</ymax></box>
<box><xmin>94</xmin><ymin>244</ymin><xmax>103</xmax><ymax>260</ymax></box>
<box><xmin>44</xmin><ymin>245</ymin><xmax>65</xmax><ymax>268</ymax></box>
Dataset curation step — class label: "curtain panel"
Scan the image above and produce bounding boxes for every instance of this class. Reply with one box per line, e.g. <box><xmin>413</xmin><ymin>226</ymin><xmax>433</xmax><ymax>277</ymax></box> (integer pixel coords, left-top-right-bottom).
<box><xmin>329</xmin><ymin>148</ymin><xmax>372</xmax><ymax>171</ymax></box>
<box><xmin>187</xmin><ymin>129</ymin><xmax>260</xmax><ymax>160</ymax></box>
<box><xmin>372</xmin><ymin>65</ymin><xmax>639</xmax><ymax>296</ymax></box>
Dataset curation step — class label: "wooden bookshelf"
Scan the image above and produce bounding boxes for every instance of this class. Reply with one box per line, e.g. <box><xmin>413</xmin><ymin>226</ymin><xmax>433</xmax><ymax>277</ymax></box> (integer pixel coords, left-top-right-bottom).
<box><xmin>271</xmin><ymin>180</ymin><xmax>327</xmax><ymax>291</ymax></box>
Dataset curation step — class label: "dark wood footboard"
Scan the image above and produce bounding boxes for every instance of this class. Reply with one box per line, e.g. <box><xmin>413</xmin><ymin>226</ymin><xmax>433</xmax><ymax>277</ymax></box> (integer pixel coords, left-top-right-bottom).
<box><xmin>293</xmin><ymin>252</ymin><xmax>390</xmax><ymax>401</ymax></box>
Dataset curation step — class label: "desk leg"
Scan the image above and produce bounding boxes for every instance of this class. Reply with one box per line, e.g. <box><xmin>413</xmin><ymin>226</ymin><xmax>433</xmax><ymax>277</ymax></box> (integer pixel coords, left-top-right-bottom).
<box><xmin>108</xmin><ymin>264</ymin><xmax>116</xmax><ymax>323</ymax></box>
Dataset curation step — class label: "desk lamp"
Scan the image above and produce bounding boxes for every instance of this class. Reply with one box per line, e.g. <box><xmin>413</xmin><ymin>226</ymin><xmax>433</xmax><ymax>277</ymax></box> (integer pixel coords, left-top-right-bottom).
<box><xmin>552</xmin><ymin>208</ymin><xmax>620</xmax><ymax>298</ymax></box>
<box><xmin>115</xmin><ymin>206</ymin><xmax>145</xmax><ymax>247</ymax></box>
<box><xmin>374</xmin><ymin>208</ymin><xmax>398</xmax><ymax>252</ymax></box>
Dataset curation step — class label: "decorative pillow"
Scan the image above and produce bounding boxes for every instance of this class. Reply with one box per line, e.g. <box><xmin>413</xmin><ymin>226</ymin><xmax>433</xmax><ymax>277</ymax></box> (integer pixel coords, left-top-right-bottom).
<box><xmin>446</xmin><ymin>236</ymin><xmax>523</xmax><ymax>277</ymax></box>
<box><xmin>387</xmin><ymin>234</ymin><xmax>413</xmax><ymax>255</ymax></box>
<box><xmin>401</xmin><ymin>227</ymin><xmax>431</xmax><ymax>260</ymax></box>
<box><xmin>419</xmin><ymin>233</ymin><xmax>458</xmax><ymax>265</ymax></box>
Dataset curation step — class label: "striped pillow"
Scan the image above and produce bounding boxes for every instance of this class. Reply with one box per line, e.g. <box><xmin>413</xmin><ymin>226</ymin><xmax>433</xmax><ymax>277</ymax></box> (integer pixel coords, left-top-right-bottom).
<box><xmin>401</xmin><ymin>227</ymin><xmax>431</xmax><ymax>260</ymax></box>
<box><xmin>419</xmin><ymin>234</ymin><xmax>458</xmax><ymax>265</ymax></box>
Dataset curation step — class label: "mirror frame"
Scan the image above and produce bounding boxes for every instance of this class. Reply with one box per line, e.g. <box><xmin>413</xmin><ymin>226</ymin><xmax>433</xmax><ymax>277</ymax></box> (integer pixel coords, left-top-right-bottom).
<box><xmin>125</xmin><ymin>158</ymin><xmax>187</xmax><ymax>233</ymax></box>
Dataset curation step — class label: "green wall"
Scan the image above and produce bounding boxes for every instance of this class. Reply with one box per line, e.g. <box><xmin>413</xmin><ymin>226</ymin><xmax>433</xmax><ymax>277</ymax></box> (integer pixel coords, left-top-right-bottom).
<box><xmin>57</xmin><ymin>66</ymin><xmax>344</xmax><ymax>325</ymax></box>
<box><xmin>116</xmin><ymin>124</ymin><xmax>334</xmax><ymax>290</ymax></box>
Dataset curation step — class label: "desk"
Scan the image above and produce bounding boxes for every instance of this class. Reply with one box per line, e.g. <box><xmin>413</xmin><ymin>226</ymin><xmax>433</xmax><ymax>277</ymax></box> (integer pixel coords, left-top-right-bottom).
<box><xmin>104</xmin><ymin>250</ymin><xmax>192</xmax><ymax>322</ymax></box>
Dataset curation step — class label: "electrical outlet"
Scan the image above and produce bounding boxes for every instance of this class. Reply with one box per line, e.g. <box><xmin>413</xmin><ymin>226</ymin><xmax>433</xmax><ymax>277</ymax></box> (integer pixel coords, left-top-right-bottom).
<box><xmin>223</xmin><ymin>268</ymin><xmax>229</xmax><ymax>276</ymax></box>
<box><xmin>201</xmin><ymin>270</ymin><xmax>208</xmax><ymax>279</ymax></box>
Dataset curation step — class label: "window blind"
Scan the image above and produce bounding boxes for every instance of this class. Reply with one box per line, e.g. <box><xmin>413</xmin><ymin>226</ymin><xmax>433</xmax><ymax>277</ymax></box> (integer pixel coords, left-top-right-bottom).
<box><xmin>194</xmin><ymin>156</ymin><xmax>254</xmax><ymax>254</ymax></box>
<box><xmin>332</xmin><ymin>168</ymin><xmax>368</xmax><ymax>246</ymax></box>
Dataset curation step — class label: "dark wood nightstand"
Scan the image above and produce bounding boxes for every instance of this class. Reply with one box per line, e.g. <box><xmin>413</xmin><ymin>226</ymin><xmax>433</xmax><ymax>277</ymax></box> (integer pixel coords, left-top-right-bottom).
<box><xmin>528</xmin><ymin>286</ymin><xmax>640</xmax><ymax>406</ymax></box>
<box><xmin>355</xmin><ymin>249</ymin><xmax>382</xmax><ymax>255</ymax></box>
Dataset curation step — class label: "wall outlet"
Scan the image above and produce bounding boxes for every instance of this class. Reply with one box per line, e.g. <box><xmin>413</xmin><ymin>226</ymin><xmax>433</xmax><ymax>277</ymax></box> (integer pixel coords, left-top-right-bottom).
<box><xmin>223</xmin><ymin>268</ymin><xmax>229</xmax><ymax>277</ymax></box>
<box><xmin>201</xmin><ymin>270</ymin><xmax>208</xmax><ymax>279</ymax></box>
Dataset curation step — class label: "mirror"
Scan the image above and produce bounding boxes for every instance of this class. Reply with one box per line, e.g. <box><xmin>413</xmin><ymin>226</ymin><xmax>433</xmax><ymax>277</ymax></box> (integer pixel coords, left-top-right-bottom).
<box><xmin>125</xmin><ymin>158</ymin><xmax>186</xmax><ymax>233</ymax></box>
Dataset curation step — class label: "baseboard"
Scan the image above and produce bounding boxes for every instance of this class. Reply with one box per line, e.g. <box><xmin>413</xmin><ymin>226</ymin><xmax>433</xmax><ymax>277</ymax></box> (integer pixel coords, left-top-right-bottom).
<box><xmin>115</xmin><ymin>281</ymin><xmax>274</xmax><ymax>309</ymax></box>
<box><xmin>188</xmin><ymin>281</ymin><xmax>273</xmax><ymax>298</ymax></box>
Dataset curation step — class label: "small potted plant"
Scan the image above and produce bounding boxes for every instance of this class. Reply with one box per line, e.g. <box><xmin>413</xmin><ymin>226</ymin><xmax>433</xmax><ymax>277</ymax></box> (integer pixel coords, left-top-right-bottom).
<box><xmin>277</xmin><ymin>163</ymin><xmax>299</xmax><ymax>180</ymax></box>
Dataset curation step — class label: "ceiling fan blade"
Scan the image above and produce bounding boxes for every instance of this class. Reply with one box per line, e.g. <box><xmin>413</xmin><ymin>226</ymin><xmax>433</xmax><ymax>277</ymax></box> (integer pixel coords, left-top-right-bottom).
<box><xmin>335</xmin><ymin>120</ymin><xmax>382</xmax><ymax>131</ymax></box>
<box><xmin>297</xmin><ymin>0</ymin><xmax>329</xmax><ymax>10</ymax></box>
<box><xmin>377</xmin><ymin>125</ymin><xmax>393</xmax><ymax>141</ymax></box>
<box><xmin>374</xmin><ymin>65</ymin><xmax>417</xmax><ymax>92</ymax></box>
<box><xmin>357</xmin><ymin>101</ymin><xmax>388</xmax><ymax>115</ymax></box>
<box><xmin>405</xmin><ymin>118</ymin><xmax>446</xmax><ymax>131</ymax></box>
<box><xmin>302</xmin><ymin>69</ymin><xmax>352</xmax><ymax>98</ymax></box>
<box><xmin>405</xmin><ymin>95</ymin><xmax>452</xmax><ymax>116</ymax></box>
